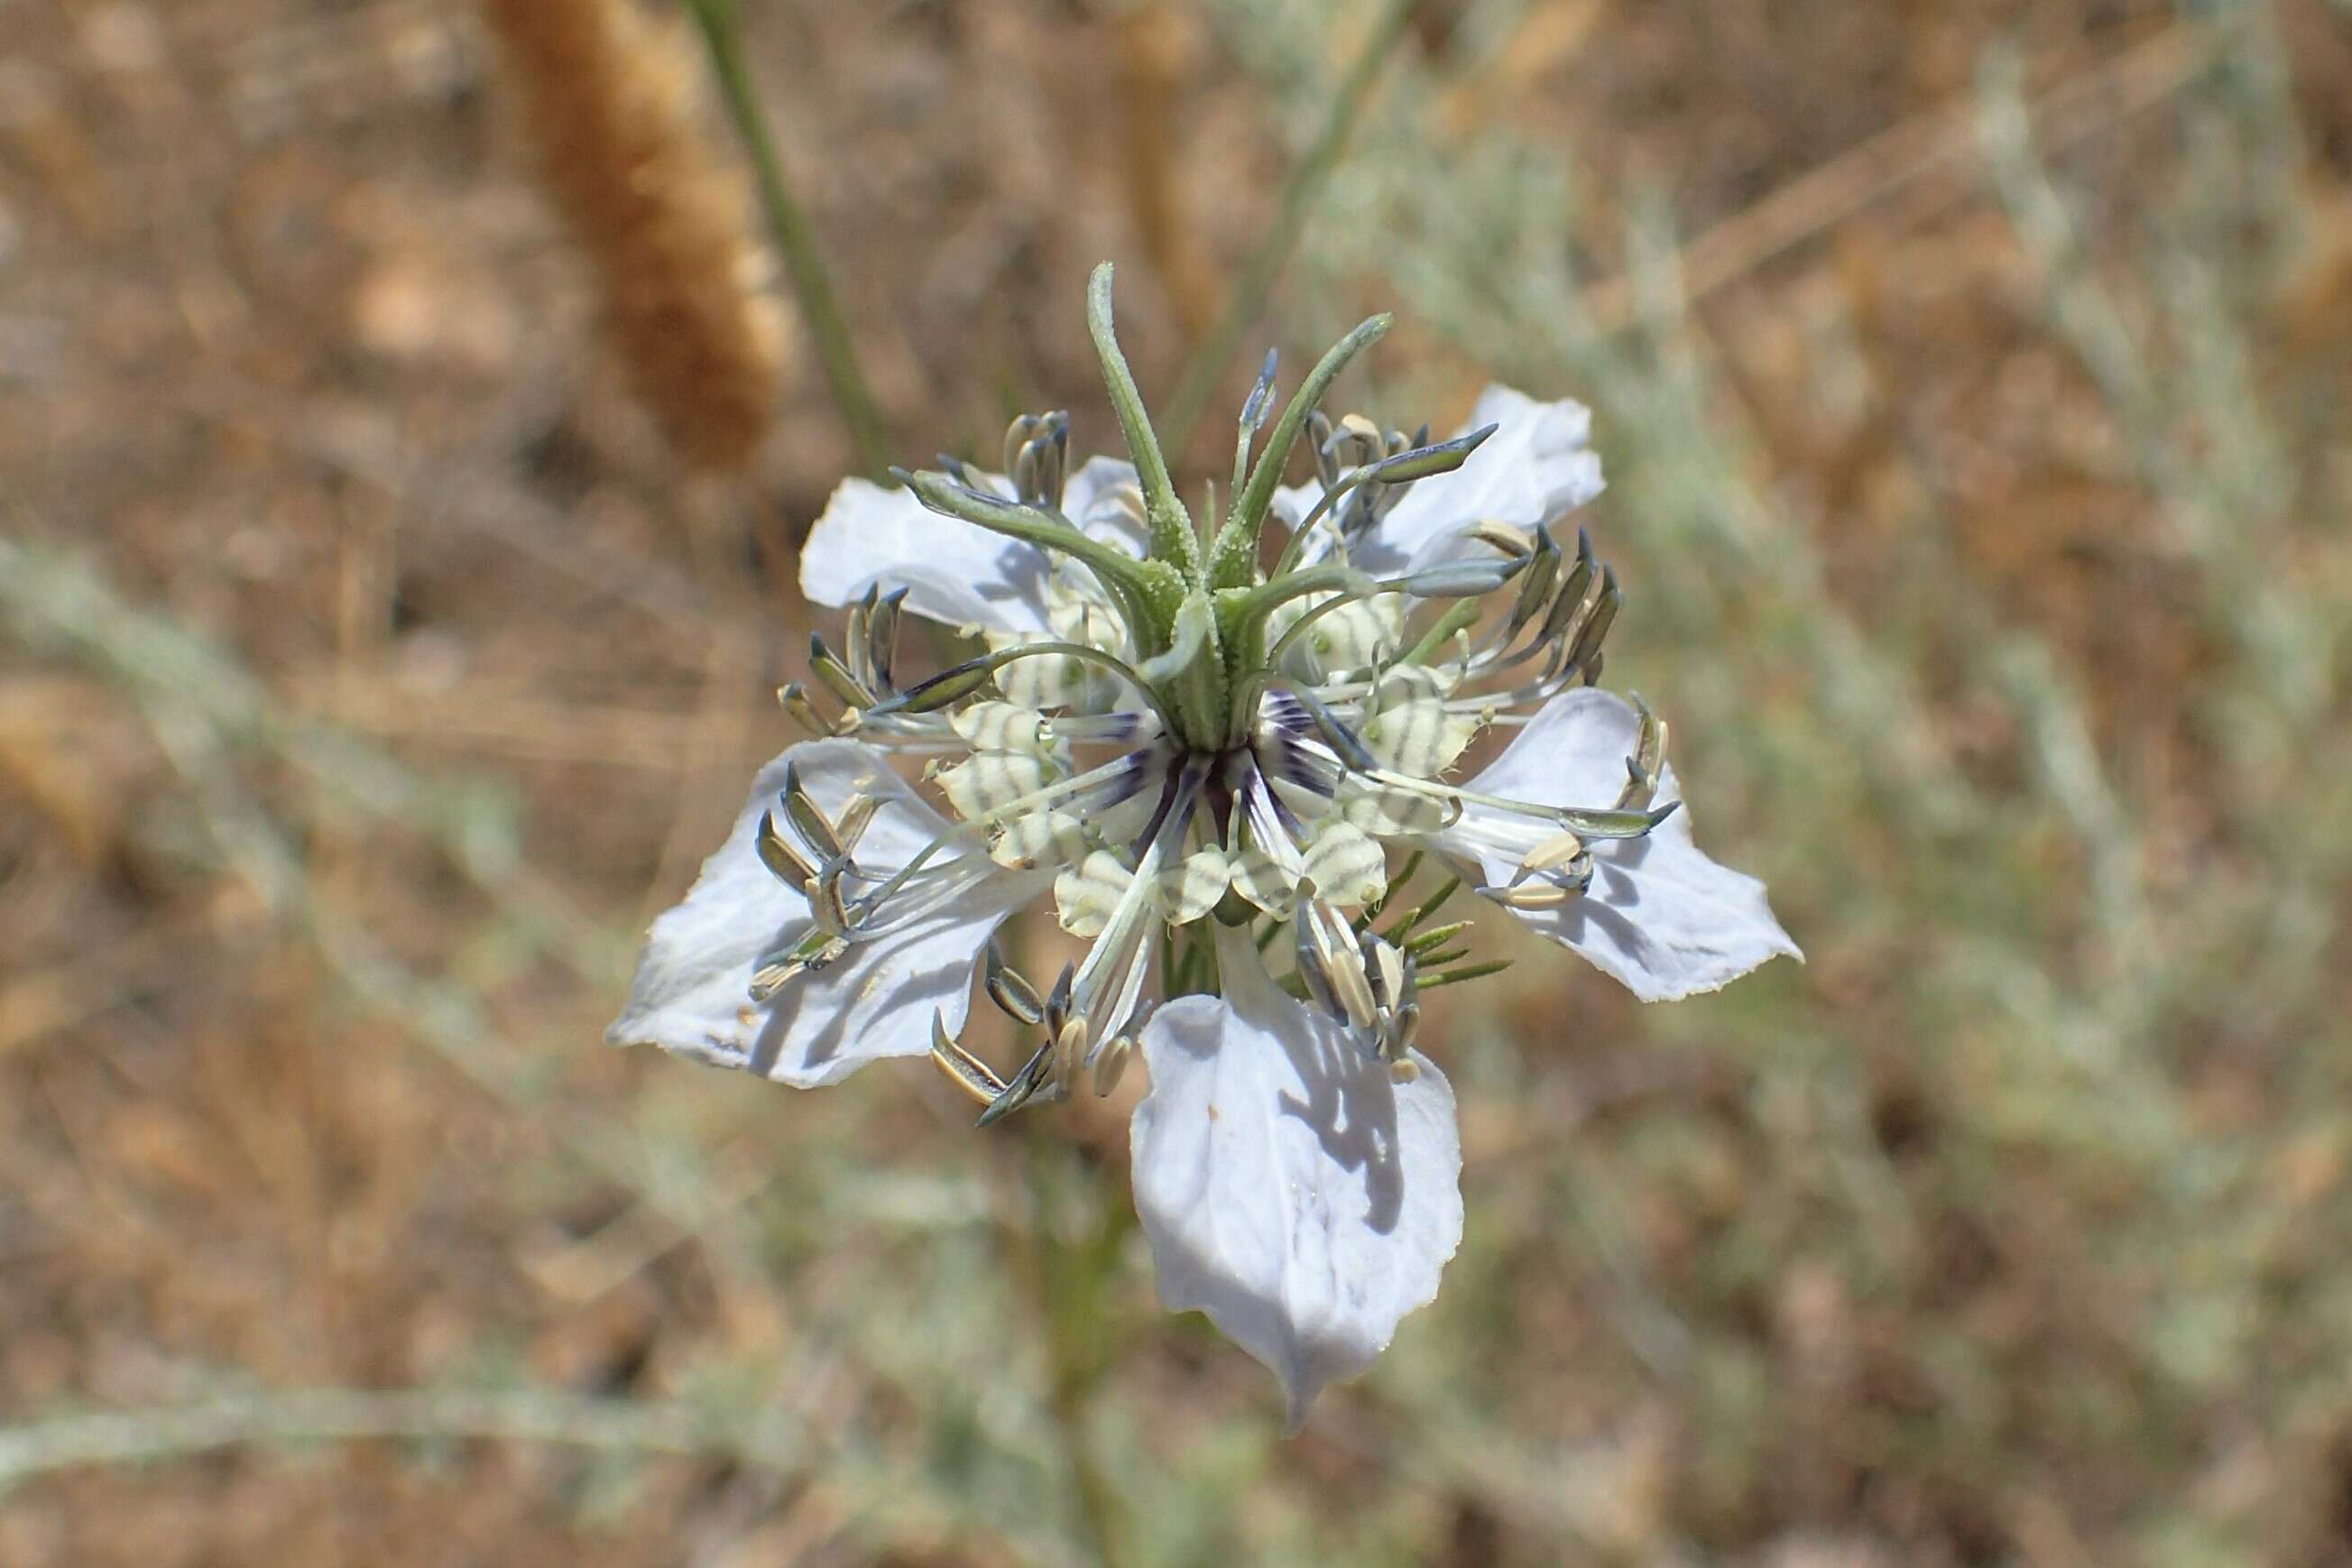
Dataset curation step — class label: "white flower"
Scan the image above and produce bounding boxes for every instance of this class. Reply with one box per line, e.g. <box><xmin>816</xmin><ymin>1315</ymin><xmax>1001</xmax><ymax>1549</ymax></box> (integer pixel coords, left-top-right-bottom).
<box><xmin>610</xmin><ymin>265</ymin><xmax>1797</xmax><ymax>1425</ymax></box>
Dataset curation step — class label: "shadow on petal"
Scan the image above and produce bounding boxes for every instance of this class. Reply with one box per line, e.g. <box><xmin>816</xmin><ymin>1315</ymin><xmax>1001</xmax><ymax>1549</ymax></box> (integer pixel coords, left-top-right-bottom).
<box><xmin>1277</xmin><ymin>1028</ymin><xmax>1404</xmax><ymax>1234</ymax></box>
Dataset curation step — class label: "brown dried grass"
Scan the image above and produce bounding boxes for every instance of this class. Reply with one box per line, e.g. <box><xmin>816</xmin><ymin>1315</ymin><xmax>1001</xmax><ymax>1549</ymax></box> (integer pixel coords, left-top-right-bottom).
<box><xmin>479</xmin><ymin>0</ymin><xmax>787</xmax><ymax>469</ymax></box>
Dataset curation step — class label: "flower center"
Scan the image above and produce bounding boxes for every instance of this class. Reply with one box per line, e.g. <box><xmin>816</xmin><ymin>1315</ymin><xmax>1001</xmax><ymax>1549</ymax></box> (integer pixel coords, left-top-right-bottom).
<box><xmin>757</xmin><ymin>266</ymin><xmax>1687</xmax><ymax>1119</ymax></box>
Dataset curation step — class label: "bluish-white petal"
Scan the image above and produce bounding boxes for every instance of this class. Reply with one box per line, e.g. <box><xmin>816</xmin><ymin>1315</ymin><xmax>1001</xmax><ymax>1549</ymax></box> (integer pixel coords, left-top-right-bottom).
<box><xmin>606</xmin><ymin>738</ymin><xmax>1048</xmax><ymax>1084</ymax></box>
<box><xmin>1445</xmin><ymin>687</ymin><xmax>1800</xmax><ymax>1001</ymax></box>
<box><xmin>1059</xmin><ymin>455</ymin><xmax>1147</xmax><ymax>553</ymax></box>
<box><xmin>1130</xmin><ymin>925</ymin><xmax>1462</xmax><ymax>1431</ymax></box>
<box><xmin>745</xmin><ymin>874</ymin><xmax>1044</xmax><ymax>1087</ymax></box>
<box><xmin>1273</xmin><ymin>385</ymin><xmax>1604</xmax><ymax>574</ymax></box>
<box><xmin>800</xmin><ymin>476</ymin><xmax>1055</xmax><ymax>635</ymax></box>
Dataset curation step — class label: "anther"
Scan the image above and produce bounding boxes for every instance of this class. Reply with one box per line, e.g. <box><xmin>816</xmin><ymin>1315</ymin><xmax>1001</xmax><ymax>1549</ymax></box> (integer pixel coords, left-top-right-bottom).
<box><xmin>1615</xmin><ymin>696</ymin><xmax>1668</xmax><ymax>812</ymax></box>
<box><xmin>809</xmin><ymin>860</ymin><xmax>854</xmax><ymax>935</ymax></box>
<box><xmin>833</xmin><ymin>789</ymin><xmax>881</xmax><ymax>854</ymax></box>
<box><xmin>1052</xmin><ymin>1015</ymin><xmax>1089</xmax><ymax>1096</ymax></box>
<box><xmin>930</xmin><ymin>1011</ymin><xmax>1010</xmax><ymax>1106</ymax></box>
<box><xmin>807</xmin><ymin>632</ymin><xmax>875</xmax><ymax>709</ymax></box>
<box><xmin>1091</xmin><ymin>1034</ymin><xmax>1134</xmax><ymax>1096</ymax></box>
<box><xmin>1469</xmin><ymin>520</ymin><xmax>1536</xmax><ymax>558</ymax></box>
<box><xmin>983</xmin><ymin>941</ymin><xmax>1046</xmax><ymax>1027</ymax></box>
<box><xmin>1503</xmin><ymin>525</ymin><xmax>1562</xmax><ymax>637</ymax></box>
<box><xmin>975</xmin><ymin>1038</ymin><xmax>1056</xmax><ymax>1127</ymax></box>
<box><xmin>1563</xmin><ymin>565</ymin><xmax>1621</xmax><ymax>681</ymax></box>
<box><xmin>780</xmin><ymin>763</ymin><xmax>844</xmax><ymax>862</ymax></box>
<box><xmin>1510</xmin><ymin>830</ymin><xmax>1586</xmax><ymax>887</ymax></box>
<box><xmin>777</xmin><ymin>682</ymin><xmax>840</xmax><ymax>739</ymax></box>
<box><xmin>865</xmin><ymin>586</ymin><xmax>909</xmax><ymax>692</ymax></box>
<box><xmin>755</xmin><ymin>808</ymin><xmax>817</xmax><ymax>890</ymax></box>
<box><xmin>1492</xmin><ymin>881</ymin><xmax>1578</xmax><ymax>910</ymax></box>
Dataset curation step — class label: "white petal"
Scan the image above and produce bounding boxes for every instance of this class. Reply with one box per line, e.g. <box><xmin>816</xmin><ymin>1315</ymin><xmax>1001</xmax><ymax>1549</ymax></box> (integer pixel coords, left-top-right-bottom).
<box><xmin>800</xmin><ymin>476</ymin><xmax>1055</xmax><ymax>635</ymax></box>
<box><xmin>608</xmin><ymin>738</ymin><xmax>1048</xmax><ymax>1084</ymax></box>
<box><xmin>745</xmin><ymin>875</ymin><xmax>1042</xmax><ymax>1086</ymax></box>
<box><xmin>1446</xmin><ymin>687</ymin><xmax>1800</xmax><ymax>1001</ymax></box>
<box><xmin>1060</xmin><ymin>455</ymin><xmax>1148</xmax><ymax>552</ymax></box>
<box><xmin>1130</xmin><ymin>926</ymin><xmax>1462</xmax><ymax>1431</ymax></box>
<box><xmin>1276</xmin><ymin>387</ymin><xmax>1605</xmax><ymax>574</ymax></box>
<box><xmin>604</xmin><ymin>749</ymin><xmax>811</xmax><ymax>1071</ymax></box>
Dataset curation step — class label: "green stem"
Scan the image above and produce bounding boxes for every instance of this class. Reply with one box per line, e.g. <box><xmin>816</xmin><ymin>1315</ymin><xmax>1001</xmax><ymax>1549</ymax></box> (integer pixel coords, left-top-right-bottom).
<box><xmin>686</xmin><ymin>0</ymin><xmax>890</xmax><ymax>477</ymax></box>
<box><xmin>0</xmin><ymin>1388</ymin><xmax>807</xmax><ymax>1484</ymax></box>
<box><xmin>1021</xmin><ymin>1130</ymin><xmax>1136</xmax><ymax>1568</ymax></box>
<box><xmin>1160</xmin><ymin>0</ymin><xmax>1424</xmax><ymax>456</ymax></box>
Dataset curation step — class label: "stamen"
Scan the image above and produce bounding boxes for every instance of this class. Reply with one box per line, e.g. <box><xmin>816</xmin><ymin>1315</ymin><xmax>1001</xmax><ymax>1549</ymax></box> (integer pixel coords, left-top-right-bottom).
<box><xmin>776</xmin><ymin>681</ymin><xmax>843</xmax><ymax>739</ymax></box>
<box><xmin>807</xmin><ymin>632</ymin><xmax>875</xmax><ymax>709</ymax></box>
<box><xmin>749</xmin><ymin>930</ymin><xmax>848</xmax><ymax>1003</ymax></box>
<box><xmin>1510</xmin><ymin>829</ymin><xmax>1587</xmax><ymax>887</ymax></box>
<box><xmin>976</xmin><ymin>1037</ymin><xmax>1057</xmax><ymax>1126</ymax></box>
<box><xmin>1090</xmin><ymin>1033</ymin><xmax>1135</xmax><ymax>1097</ymax></box>
<box><xmin>779</xmin><ymin>762</ymin><xmax>844</xmax><ymax>861</ymax></box>
<box><xmin>1490</xmin><ymin>881</ymin><xmax>1579</xmax><ymax>910</ymax></box>
<box><xmin>851</xmin><ymin>748</ymin><xmax>1161</xmax><ymax>921</ymax></box>
<box><xmin>1277</xmin><ymin>723</ymin><xmax>1671</xmax><ymax>841</ymax></box>
<box><xmin>808</xmin><ymin>860</ymin><xmax>853</xmax><ymax>935</ymax></box>
<box><xmin>1501</xmin><ymin>524</ymin><xmax>1563</xmax><ymax>639</ymax></box>
<box><xmin>1614</xmin><ymin>695</ymin><xmax>1668</xmax><ymax>811</ymax></box>
<box><xmin>1295</xmin><ymin>890</ymin><xmax>1377</xmax><ymax>1031</ymax></box>
<box><xmin>865</xmin><ymin>586</ymin><xmax>909</xmax><ymax>691</ymax></box>
<box><xmin>872</xmin><ymin>640</ymin><xmax>1181</xmax><ymax>738</ymax></box>
<box><xmin>754</xmin><ymin>808</ymin><xmax>816</xmax><ymax>890</ymax></box>
<box><xmin>930</xmin><ymin>1011</ymin><xmax>1009</xmax><ymax>1106</ymax></box>
<box><xmin>1065</xmin><ymin>757</ymin><xmax>1207</xmax><ymax>1045</ymax></box>
<box><xmin>1560</xmin><ymin>566</ymin><xmax>1621</xmax><ymax>682</ymax></box>
<box><xmin>983</xmin><ymin>940</ymin><xmax>1045</xmax><ymax>1027</ymax></box>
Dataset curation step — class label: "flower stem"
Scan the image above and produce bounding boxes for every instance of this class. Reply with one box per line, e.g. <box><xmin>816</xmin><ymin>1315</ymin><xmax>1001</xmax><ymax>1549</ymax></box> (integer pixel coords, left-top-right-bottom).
<box><xmin>1160</xmin><ymin>0</ymin><xmax>1423</xmax><ymax>457</ymax></box>
<box><xmin>1020</xmin><ymin>1129</ymin><xmax>1136</xmax><ymax>1568</ymax></box>
<box><xmin>683</xmin><ymin>0</ymin><xmax>891</xmax><ymax>478</ymax></box>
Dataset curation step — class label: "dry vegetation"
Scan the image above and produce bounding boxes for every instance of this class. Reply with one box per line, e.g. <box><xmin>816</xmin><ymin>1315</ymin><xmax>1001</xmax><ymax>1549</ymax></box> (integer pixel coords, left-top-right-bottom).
<box><xmin>4</xmin><ymin>0</ymin><xmax>2352</xmax><ymax>1563</ymax></box>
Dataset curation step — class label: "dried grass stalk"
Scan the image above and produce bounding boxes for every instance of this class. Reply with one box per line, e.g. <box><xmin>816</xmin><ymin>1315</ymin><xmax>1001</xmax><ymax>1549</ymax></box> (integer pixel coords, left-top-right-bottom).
<box><xmin>481</xmin><ymin>0</ymin><xmax>788</xmax><ymax>468</ymax></box>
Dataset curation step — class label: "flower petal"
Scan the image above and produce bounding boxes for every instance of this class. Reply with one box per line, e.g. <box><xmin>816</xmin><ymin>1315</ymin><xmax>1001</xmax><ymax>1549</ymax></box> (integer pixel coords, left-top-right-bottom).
<box><xmin>800</xmin><ymin>477</ymin><xmax>1055</xmax><ymax>635</ymax></box>
<box><xmin>1060</xmin><ymin>455</ymin><xmax>1148</xmax><ymax>552</ymax></box>
<box><xmin>1373</xmin><ymin>387</ymin><xmax>1604</xmax><ymax>573</ymax></box>
<box><xmin>745</xmin><ymin>876</ymin><xmax>1042</xmax><ymax>1087</ymax></box>
<box><xmin>1275</xmin><ymin>387</ymin><xmax>1604</xmax><ymax>574</ymax></box>
<box><xmin>608</xmin><ymin>738</ymin><xmax>1048</xmax><ymax>1084</ymax></box>
<box><xmin>1130</xmin><ymin>925</ymin><xmax>1462</xmax><ymax>1431</ymax></box>
<box><xmin>1446</xmin><ymin>687</ymin><xmax>1800</xmax><ymax>1001</ymax></box>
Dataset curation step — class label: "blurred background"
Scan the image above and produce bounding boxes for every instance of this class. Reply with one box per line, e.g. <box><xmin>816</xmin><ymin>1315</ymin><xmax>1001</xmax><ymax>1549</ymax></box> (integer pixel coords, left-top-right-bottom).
<box><xmin>4</xmin><ymin>0</ymin><xmax>2351</xmax><ymax>1563</ymax></box>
